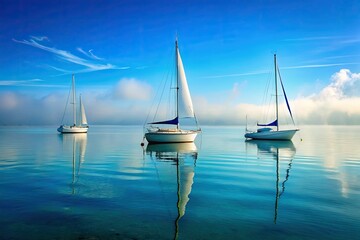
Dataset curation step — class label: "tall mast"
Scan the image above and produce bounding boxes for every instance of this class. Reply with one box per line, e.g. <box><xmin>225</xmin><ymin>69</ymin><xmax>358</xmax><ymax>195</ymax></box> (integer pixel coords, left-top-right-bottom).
<box><xmin>72</xmin><ymin>74</ymin><xmax>77</xmax><ymax>126</ymax></box>
<box><xmin>175</xmin><ymin>38</ymin><xmax>179</xmax><ymax>130</ymax></box>
<box><xmin>79</xmin><ymin>94</ymin><xmax>82</xmax><ymax>125</ymax></box>
<box><xmin>274</xmin><ymin>54</ymin><xmax>279</xmax><ymax>131</ymax></box>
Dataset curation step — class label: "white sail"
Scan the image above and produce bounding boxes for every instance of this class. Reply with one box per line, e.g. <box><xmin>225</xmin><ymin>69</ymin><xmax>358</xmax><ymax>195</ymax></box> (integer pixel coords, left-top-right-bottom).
<box><xmin>177</xmin><ymin>48</ymin><xmax>195</xmax><ymax>118</ymax></box>
<box><xmin>80</xmin><ymin>95</ymin><xmax>88</xmax><ymax>125</ymax></box>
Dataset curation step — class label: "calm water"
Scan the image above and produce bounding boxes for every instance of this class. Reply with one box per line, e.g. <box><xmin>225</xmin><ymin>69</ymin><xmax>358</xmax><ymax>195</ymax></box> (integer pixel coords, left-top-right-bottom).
<box><xmin>0</xmin><ymin>125</ymin><xmax>360</xmax><ymax>240</ymax></box>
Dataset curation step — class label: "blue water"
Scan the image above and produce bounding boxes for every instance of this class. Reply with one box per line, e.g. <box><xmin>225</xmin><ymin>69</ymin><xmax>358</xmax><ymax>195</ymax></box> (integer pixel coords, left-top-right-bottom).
<box><xmin>0</xmin><ymin>125</ymin><xmax>360</xmax><ymax>239</ymax></box>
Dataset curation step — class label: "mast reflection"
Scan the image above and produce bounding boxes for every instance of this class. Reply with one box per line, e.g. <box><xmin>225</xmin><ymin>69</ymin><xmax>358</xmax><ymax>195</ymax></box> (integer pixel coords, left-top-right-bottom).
<box><xmin>146</xmin><ymin>143</ymin><xmax>198</xmax><ymax>240</ymax></box>
<box><xmin>60</xmin><ymin>133</ymin><xmax>87</xmax><ymax>194</ymax></box>
<box><xmin>246</xmin><ymin>140</ymin><xmax>296</xmax><ymax>224</ymax></box>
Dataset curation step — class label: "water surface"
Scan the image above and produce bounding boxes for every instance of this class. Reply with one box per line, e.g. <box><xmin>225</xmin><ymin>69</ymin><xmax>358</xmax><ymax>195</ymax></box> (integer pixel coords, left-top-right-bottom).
<box><xmin>0</xmin><ymin>125</ymin><xmax>359</xmax><ymax>239</ymax></box>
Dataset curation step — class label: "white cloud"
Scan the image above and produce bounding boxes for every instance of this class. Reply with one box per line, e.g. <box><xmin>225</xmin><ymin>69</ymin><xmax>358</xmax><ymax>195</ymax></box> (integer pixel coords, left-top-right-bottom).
<box><xmin>0</xmin><ymin>69</ymin><xmax>359</xmax><ymax>126</ymax></box>
<box><xmin>0</xmin><ymin>78</ymin><xmax>153</xmax><ymax>125</ymax></box>
<box><xmin>112</xmin><ymin>78</ymin><xmax>152</xmax><ymax>101</ymax></box>
<box><xmin>195</xmin><ymin>69</ymin><xmax>360</xmax><ymax>125</ymax></box>
<box><xmin>319</xmin><ymin>69</ymin><xmax>360</xmax><ymax>99</ymax></box>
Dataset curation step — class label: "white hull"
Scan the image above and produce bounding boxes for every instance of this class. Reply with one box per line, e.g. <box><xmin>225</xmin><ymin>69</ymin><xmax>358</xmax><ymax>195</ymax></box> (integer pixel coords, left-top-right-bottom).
<box><xmin>145</xmin><ymin>130</ymin><xmax>198</xmax><ymax>143</ymax></box>
<box><xmin>57</xmin><ymin>125</ymin><xmax>88</xmax><ymax>134</ymax></box>
<box><xmin>245</xmin><ymin>129</ymin><xmax>298</xmax><ymax>141</ymax></box>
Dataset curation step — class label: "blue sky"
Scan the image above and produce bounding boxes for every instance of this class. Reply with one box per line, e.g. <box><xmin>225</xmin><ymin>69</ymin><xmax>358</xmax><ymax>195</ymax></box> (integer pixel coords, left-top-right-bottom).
<box><xmin>1</xmin><ymin>0</ymin><xmax>360</xmax><ymax>125</ymax></box>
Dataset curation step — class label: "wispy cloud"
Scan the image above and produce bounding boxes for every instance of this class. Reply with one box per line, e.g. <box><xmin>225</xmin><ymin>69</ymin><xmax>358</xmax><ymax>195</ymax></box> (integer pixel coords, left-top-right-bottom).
<box><xmin>285</xmin><ymin>36</ymin><xmax>360</xmax><ymax>55</ymax></box>
<box><xmin>0</xmin><ymin>79</ymin><xmax>42</xmax><ymax>86</ymax></box>
<box><xmin>13</xmin><ymin>36</ymin><xmax>128</xmax><ymax>73</ymax></box>
<box><xmin>283</xmin><ymin>36</ymin><xmax>346</xmax><ymax>42</ymax></box>
<box><xmin>281</xmin><ymin>62</ymin><xmax>360</xmax><ymax>70</ymax></box>
<box><xmin>0</xmin><ymin>78</ymin><xmax>66</xmax><ymax>88</ymax></box>
<box><xmin>200</xmin><ymin>70</ymin><xmax>269</xmax><ymax>79</ymax></box>
<box><xmin>202</xmin><ymin>62</ymin><xmax>360</xmax><ymax>79</ymax></box>
<box><xmin>77</xmin><ymin>47</ymin><xmax>104</xmax><ymax>60</ymax></box>
<box><xmin>30</xmin><ymin>35</ymin><xmax>49</xmax><ymax>42</ymax></box>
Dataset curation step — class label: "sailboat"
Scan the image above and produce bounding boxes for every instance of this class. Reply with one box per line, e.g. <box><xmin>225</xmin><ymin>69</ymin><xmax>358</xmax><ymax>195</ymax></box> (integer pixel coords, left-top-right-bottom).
<box><xmin>146</xmin><ymin>142</ymin><xmax>197</xmax><ymax>239</ymax></box>
<box><xmin>144</xmin><ymin>39</ymin><xmax>201</xmax><ymax>143</ymax></box>
<box><xmin>245</xmin><ymin>54</ymin><xmax>299</xmax><ymax>140</ymax></box>
<box><xmin>57</xmin><ymin>74</ymin><xmax>89</xmax><ymax>134</ymax></box>
<box><xmin>246</xmin><ymin>140</ymin><xmax>296</xmax><ymax>223</ymax></box>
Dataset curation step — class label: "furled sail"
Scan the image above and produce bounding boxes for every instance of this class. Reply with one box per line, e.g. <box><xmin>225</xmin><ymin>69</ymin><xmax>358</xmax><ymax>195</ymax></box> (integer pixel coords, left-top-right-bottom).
<box><xmin>257</xmin><ymin>119</ymin><xmax>278</xmax><ymax>127</ymax></box>
<box><xmin>149</xmin><ymin>117</ymin><xmax>179</xmax><ymax>125</ymax></box>
<box><xmin>177</xmin><ymin>48</ymin><xmax>195</xmax><ymax>118</ymax></box>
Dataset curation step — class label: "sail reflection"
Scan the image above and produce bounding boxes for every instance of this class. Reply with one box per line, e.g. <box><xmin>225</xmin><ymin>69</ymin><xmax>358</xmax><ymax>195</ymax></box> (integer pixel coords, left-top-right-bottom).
<box><xmin>146</xmin><ymin>143</ymin><xmax>198</xmax><ymax>240</ymax></box>
<box><xmin>60</xmin><ymin>133</ymin><xmax>87</xmax><ymax>194</ymax></box>
<box><xmin>246</xmin><ymin>140</ymin><xmax>296</xmax><ymax>224</ymax></box>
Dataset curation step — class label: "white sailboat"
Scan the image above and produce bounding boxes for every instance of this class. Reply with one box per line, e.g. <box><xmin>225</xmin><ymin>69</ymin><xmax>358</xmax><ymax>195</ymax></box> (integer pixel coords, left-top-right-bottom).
<box><xmin>144</xmin><ymin>39</ymin><xmax>200</xmax><ymax>143</ymax></box>
<box><xmin>57</xmin><ymin>74</ymin><xmax>88</xmax><ymax>134</ymax></box>
<box><xmin>245</xmin><ymin>54</ymin><xmax>299</xmax><ymax>140</ymax></box>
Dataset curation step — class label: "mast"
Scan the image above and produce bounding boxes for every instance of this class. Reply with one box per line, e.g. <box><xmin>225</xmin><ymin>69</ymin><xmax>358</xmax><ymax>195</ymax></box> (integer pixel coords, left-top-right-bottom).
<box><xmin>175</xmin><ymin>38</ymin><xmax>179</xmax><ymax>130</ymax></box>
<box><xmin>72</xmin><ymin>74</ymin><xmax>76</xmax><ymax>126</ymax></box>
<box><xmin>274</xmin><ymin>54</ymin><xmax>279</xmax><ymax>131</ymax></box>
<box><xmin>79</xmin><ymin>94</ymin><xmax>83</xmax><ymax>125</ymax></box>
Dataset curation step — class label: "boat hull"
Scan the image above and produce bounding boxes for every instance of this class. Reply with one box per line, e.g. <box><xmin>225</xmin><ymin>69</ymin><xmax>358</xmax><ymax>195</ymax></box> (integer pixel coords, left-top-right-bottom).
<box><xmin>57</xmin><ymin>125</ymin><xmax>88</xmax><ymax>134</ymax></box>
<box><xmin>244</xmin><ymin>129</ymin><xmax>298</xmax><ymax>141</ymax></box>
<box><xmin>145</xmin><ymin>130</ymin><xmax>198</xmax><ymax>143</ymax></box>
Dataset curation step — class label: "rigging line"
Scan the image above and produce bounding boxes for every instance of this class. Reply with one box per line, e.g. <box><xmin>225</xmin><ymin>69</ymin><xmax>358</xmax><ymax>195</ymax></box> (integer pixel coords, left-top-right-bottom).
<box><xmin>261</xmin><ymin>70</ymin><xmax>272</xmax><ymax>106</ymax></box>
<box><xmin>193</xmin><ymin>112</ymin><xmax>201</xmax><ymax>131</ymax></box>
<box><xmin>60</xmin><ymin>78</ymin><xmax>73</xmax><ymax>124</ymax></box>
<box><xmin>143</xmin><ymin>67</ymin><xmax>169</xmax><ymax>127</ymax></box>
<box><xmin>260</xmin><ymin>70</ymin><xmax>273</xmax><ymax>124</ymax></box>
<box><xmin>167</xmin><ymin>70</ymin><xmax>175</xmax><ymax>119</ymax></box>
<box><xmin>143</xmin><ymin>45</ymin><xmax>174</xmax><ymax>127</ymax></box>
<box><xmin>263</xmin><ymin>95</ymin><xmax>274</xmax><ymax>123</ymax></box>
<box><xmin>153</xmin><ymin>65</ymin><xmax>171</xmax><ymax>123</ymax></box>
<box><xmin>153</xmin><ymin>49</ymin><xmax>176</xmax><ymax>123</ymax></box>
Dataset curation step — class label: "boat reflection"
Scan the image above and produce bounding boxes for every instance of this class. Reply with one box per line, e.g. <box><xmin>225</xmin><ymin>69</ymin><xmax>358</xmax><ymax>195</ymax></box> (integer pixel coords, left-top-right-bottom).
<box><xmin>246</xmin><ymin>140</ymin><xmax>296</xmax><ymax>223</ymax></box>
<box><xmin>146</xmin><ymin>142</ymin><xmax>198</xmax><ymax>240</ymax></box>
<box><xmin>60</xmin><ymin>133</ymin><xmax>87</xmax><ymax>194</ymax></box>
